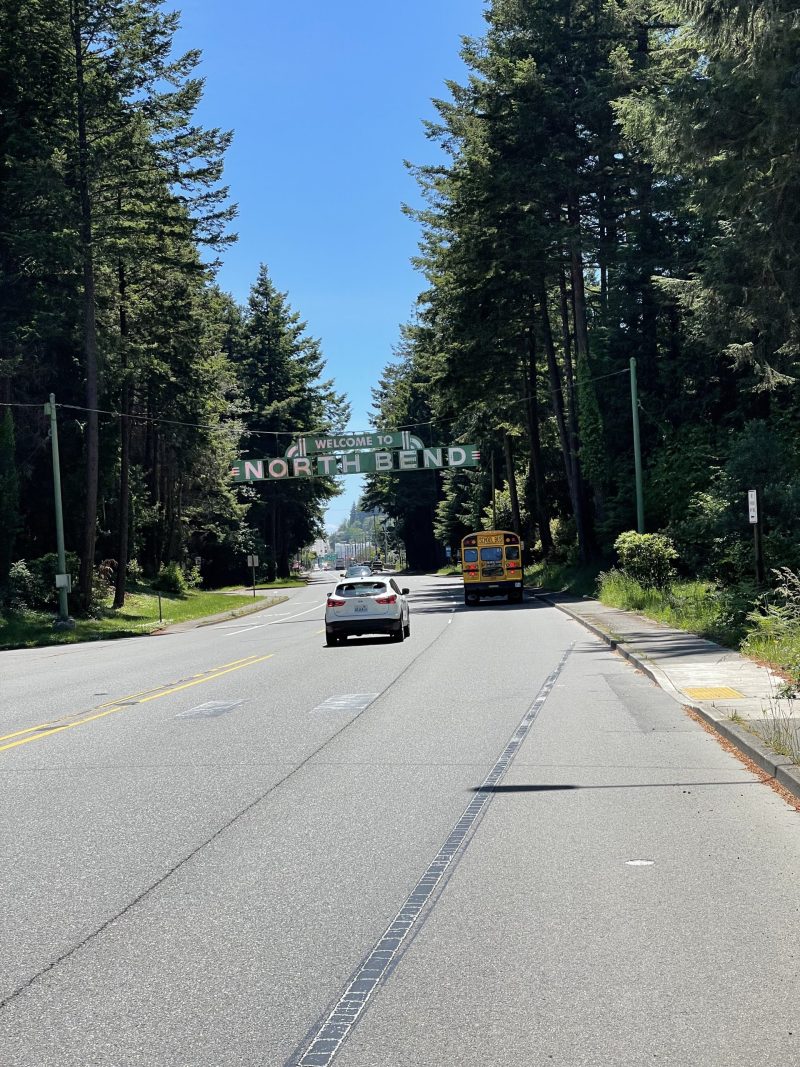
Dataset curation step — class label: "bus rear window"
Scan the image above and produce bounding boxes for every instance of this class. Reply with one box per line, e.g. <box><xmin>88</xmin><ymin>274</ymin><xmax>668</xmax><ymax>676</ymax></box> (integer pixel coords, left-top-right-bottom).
<box><xmin>464</xmin><ymin>549</ymin><xmax>478</xmax><ymax>563</ymax></box>
<box><xmin>480</xmin><ymin>547</ymin><xmax>503</xmax><ymax>562</ymax></box>
<box><xmin>505</xmin><ymin>546</ymin><xmax>520</xmax><ymax>561</ymax></box>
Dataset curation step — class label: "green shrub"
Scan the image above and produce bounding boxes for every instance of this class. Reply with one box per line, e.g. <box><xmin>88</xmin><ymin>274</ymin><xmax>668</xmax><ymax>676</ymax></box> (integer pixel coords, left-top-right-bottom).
<box><xmin>266</xmin><ymin>557</ymin><xmax>277</xmax><ymax>583</ymax></box>
<box><xmin>153</xmin><ymin>561</ymin><xmax>187</xmax><ymax>594</ymax></box>
<box><xmin>126</xmin><ymin>559</ymin><xmax>143</xmax><ymax>583</ymax></box>
<box><xmin>3</xmin><ymin>553</ymin><xmax>87</xmax><ymax>613</ymax></box>
<box><xmin>183</xmin><ymin>563</ymin><xmax>202</xmax><ymax>588</ymax></box>
<box><xmin>742</xmin><ymin>568</ymin><xmax>800</xmax><ymax>690</ymax></box>
<box><xmin>614</xmin><ymin>531</ymin><xmax>677</xmax><ymax>591</ymax></box>
<box><xmin>5</xmin><ymin>560</ymin><xmax>37</xmax><ymax>612</ymax></box>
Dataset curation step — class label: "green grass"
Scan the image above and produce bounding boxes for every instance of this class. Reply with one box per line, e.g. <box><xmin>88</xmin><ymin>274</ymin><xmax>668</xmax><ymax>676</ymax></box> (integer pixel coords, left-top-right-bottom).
<box><xmin>598</xmin><ymin>571</ymin><xmax>726</xmax><ymax>634</ymax></box>
<box><xmin>597</xmin><ymin>569</ymin><xmax>799</xmax><ymax>683</ymax></box>
<box><xmin>523</xmin><ymin>559</ymin><xmax>605</xmax><ymax>598</ymax></box>
<box><xmin>740</xmin><ymin>618</ymin><xmax>800</xmax><ymax>690</ymax></box>
<box><xmin>0</xmin><ymin>587</ymin><xmax>286</xmax><ymax>650</ymax></box>
<box><xmin>217</xmin><ymin>577</ymin><xmax>307</xmax><ymax>591</ymax></box>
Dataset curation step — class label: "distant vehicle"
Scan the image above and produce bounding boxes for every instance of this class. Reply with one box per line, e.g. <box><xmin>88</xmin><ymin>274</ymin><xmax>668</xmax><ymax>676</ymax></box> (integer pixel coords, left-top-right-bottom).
<box><xmin>325</xmin><ymin>577</ymin><xmax>411</xmax><ymax>646</ymax></box>
<box><xmin>461</xmin><ymin>529</ymin><xmax>523</xmax><ymax>605</ymax></box>
<box><xmin>341</xmin><ymin>564</ymin><xmax>372</xmax><ymax>578</ymax></box>
<box><xmin>370</xmin><ymin>558</ymin><xmax>384</xmax><ymax>571</ymax></box>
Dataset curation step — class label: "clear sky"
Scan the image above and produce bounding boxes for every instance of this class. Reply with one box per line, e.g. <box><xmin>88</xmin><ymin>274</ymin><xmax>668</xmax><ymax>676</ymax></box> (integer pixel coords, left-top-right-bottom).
<box><xmin>173</xmin><ymin>0</ymin><xmax>487</xmax><ymax>533</ymax></box>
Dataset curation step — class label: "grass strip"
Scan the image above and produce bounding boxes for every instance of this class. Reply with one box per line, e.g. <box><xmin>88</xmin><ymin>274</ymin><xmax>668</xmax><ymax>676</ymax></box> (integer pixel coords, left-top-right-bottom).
<box><xmin>0</xmin><ymin>588</ymin><xmax>287</xmax><ymax>650</ymax></box>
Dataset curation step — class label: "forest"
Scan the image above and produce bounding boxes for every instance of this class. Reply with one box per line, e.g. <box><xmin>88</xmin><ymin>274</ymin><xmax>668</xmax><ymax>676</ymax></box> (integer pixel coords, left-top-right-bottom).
<box><xmin>366</xmin><ymin>0</ymin><xmax>799</xmax><ymax>587</ymax></box>
<box><xmin>1</xmin><ymin>0</ymin><xmax>798</xmax><ymax>644</ymax></box>
<box><xmin>0</xmin><ymin>0</ymin><xmax>347</xmax><ymax>620</ymax></box>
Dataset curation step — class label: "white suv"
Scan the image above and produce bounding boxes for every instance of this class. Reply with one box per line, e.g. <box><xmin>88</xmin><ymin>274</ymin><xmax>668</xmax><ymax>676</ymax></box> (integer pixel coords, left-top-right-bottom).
<box><xmin>325</xmin><ymin>577</ymin><xmax>411</xmax><ymax>646</ymax></box>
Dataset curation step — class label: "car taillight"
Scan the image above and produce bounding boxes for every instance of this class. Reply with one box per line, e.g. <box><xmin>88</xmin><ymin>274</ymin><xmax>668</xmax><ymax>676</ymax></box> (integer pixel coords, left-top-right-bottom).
<box><xmin>374</xmin><ymin>594</ymin><xmax>397</xmax><ymax>605</ymax></box>
<box><xmin>327</xmin><ymin>596</ymin><xmax>346</xmax><ymax>607</ymax></box>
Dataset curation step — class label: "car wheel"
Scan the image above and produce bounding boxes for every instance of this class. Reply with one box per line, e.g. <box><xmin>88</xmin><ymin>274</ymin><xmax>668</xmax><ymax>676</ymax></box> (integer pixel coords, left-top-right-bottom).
<box><xmin>392</xmin><ymin>622</ymin><xmax>405</xmax><ymax>642</ymax></box>
<box><xmin>325</xmin><ymin>630</ymin><xmax>338</xmax><ymax>647</ymax></box>
<box><xmin>403</xmin><ymin>616</ymin><xmax>411</xmax><ymax>638</ymax></box>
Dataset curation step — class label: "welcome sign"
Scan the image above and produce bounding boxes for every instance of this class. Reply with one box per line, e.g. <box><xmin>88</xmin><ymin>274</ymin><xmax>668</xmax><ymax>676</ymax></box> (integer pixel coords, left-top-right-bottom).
<box><xmin>230</xmin><ymin>445</ymin><xmax>480</xmax><ymax>483</ymax></box>
<box><xmin>291</xmin><ymin>430</ymin><xmax>416</xmax><ymax>455</ymax></box>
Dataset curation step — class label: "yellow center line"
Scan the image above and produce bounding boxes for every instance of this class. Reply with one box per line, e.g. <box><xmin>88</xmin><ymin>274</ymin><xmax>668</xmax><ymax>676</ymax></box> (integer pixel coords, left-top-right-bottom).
<box><xmin>0</xmin><ymin>721</ymin><xmax>60</xmax><ymax>744</ymax></box>
<box><xmin>0</xmin><ymin>654</ymin><xmax>274</xmax><ymax>755</ymax></box>
<box><xmin>96</xmin><ymin>655</ymin><xmax>262</xmax><ymax>708</ymax></box>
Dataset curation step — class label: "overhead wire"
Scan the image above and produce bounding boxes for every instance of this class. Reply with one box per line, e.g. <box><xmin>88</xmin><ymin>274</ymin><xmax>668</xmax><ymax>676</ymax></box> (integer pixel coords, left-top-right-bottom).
<box><xmin>0</xmin><ymin>365</ymin><xmax>632</xmax><ymax>440</ymax></box>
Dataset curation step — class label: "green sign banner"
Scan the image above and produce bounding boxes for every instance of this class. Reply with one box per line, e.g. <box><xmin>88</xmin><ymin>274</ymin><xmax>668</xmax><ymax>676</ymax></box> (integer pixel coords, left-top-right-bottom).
<box><xmin>230</xmin><ymin>445</ymin><xmax>480</xmax><ymax>483</ymax></box>
<box><xmin>291</xmin><ymin>430</ymin><xmax>415</xmax><ymax>455</ymax></box>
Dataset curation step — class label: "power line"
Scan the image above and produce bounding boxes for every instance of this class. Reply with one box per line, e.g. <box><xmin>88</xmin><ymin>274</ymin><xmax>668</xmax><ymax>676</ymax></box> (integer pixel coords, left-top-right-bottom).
<box><xmin>0</xmin><ymin>363</ymin><xmax>632</xmax><ymax>440</ymax></box>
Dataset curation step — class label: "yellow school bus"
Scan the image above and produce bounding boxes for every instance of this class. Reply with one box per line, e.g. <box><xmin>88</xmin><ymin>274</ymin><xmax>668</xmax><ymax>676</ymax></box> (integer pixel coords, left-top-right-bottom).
<box><xmin>460</xmin><ymin>530</ymin><xmax>524</xmax><ymax>605</ymax></box>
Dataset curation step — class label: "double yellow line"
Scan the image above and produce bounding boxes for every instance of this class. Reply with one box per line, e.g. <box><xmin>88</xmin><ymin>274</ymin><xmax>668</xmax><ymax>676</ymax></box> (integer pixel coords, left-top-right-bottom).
<box><xmin>0</xmin><ymin>653</ymin><xmax>274</xmax><ymax>755</ymax></box>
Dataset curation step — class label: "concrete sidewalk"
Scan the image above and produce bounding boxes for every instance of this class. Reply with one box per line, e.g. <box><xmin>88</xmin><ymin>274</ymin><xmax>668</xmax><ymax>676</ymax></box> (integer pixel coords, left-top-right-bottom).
<box><xmin>536</xmin><ymin>591</ymin><xmax>800</xmax><ymax>801</ymax></box>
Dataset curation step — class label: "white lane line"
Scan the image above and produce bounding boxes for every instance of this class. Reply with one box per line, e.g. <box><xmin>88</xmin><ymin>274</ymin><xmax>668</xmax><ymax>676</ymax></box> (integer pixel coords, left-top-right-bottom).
<box><xmin>221</xmin><ymin>602</ymin><xmax>323</xmax><ymax>637</ymax></box>
<box><xmin>265</xmin><ymin>603</ymin><xmax>323</xmax><ymax>625</ymax></box>
<box><xmin>311</xmin><ymin>694</ymin><xmax>379</xmax><ymax>714</ymax></box>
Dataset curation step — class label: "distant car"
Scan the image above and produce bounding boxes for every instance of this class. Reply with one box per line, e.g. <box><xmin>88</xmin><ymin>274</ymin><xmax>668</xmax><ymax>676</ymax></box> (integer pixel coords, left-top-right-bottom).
<box><xmin>371</xmin><ymin>558</ymin><xmax>384</xmax><ymax>571</ymax></box>
<box><xmin>341</xmin><ymin>564</ymin><xmax>372</xmax><ymax>578</ymax></box>
<box><xmin>325</xmin><ymin>577</ymin><xmax>411</xmax><ymax>646</ymax></box>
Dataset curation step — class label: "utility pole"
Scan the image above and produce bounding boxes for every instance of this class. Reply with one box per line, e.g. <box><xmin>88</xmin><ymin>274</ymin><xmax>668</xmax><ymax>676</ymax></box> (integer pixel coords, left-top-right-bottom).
<box><xmin>44</xmin><ymin>394</ymin><xmax>74</xmax><ymax>628</ymax></box>
<box><xmin>630</xmin><ymin>358</ymin><xmax>645</xmax><ymax>533</ymax></box>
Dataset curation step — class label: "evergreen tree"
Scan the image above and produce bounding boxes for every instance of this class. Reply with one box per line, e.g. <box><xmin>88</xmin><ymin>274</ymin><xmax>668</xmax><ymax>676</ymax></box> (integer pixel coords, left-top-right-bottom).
<box><xmin>234</xmin><ymin>266</ymin><xmax>348</xmax><ymax>577</ymax></box>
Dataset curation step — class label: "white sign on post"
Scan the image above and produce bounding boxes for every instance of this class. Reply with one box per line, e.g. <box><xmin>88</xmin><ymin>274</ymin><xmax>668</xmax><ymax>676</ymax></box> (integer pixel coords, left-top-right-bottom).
<box><xmin>247</xmin><ymin>554</ymin><xmax>259</xmax><ymax>568</ymax></box>
<box><xmin>747</xmin><ymin>490</ymin><xmax>758</xmax><ymax>524</ymax></box>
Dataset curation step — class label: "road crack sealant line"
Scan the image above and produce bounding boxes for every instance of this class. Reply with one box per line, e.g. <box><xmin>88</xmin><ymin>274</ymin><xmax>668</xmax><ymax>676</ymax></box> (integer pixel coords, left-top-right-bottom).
<box><xmin>289</xmin><ymin>646</ymin><xmax>573</xmax><ymax>1067</ymax></box>
<box><xmin>0</xmin><ymin>595</ymin><xmax>460</xmax><ymax>1014</ymax></box>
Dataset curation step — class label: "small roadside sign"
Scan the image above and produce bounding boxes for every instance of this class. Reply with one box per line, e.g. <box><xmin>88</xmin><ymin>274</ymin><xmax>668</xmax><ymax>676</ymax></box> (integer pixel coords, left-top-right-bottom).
<box><xmin>747</xmin><ymin>490</ymin><xmax>758</xmax><ymax>524</ymax></box>
<box><xmin>247</xmin><ymin>554</ymin><xmax>259</xmax><ymax>567</ymax></box>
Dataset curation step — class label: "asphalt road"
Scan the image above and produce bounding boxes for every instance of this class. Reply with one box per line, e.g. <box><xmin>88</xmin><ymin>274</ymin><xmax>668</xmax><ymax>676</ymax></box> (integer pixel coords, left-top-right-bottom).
<box><xmin>0</xmin><ymin>573</ymin><xmax>797</xmax><ymax>1066</ymax></box>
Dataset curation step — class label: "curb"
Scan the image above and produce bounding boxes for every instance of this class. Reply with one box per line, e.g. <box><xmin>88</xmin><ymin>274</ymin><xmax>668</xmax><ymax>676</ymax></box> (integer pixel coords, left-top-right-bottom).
<box><xmin>532</xmin><ymin>589</ymin><xmax>800</xmax><ymax>804</ymax></box>
<box><xmin>153</xmin><ymin>595</ymin><xmax>289</xmax><ymax>634</ymax></box>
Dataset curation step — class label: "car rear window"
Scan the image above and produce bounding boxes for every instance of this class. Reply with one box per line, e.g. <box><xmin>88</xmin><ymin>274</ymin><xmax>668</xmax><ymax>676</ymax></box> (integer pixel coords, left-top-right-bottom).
<box><xmin>336</xmin><ymin>582</ymin><xmax>387</xmax><ymax>598</ymax></box>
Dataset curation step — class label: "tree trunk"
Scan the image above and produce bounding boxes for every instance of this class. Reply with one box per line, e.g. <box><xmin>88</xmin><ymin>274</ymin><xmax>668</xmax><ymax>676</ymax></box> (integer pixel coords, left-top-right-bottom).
<box><xmin>523</xmin><ymin>334</ymin><xmax>553</xmax><ymax>556</ymax></box>
<box><xmin>114</xmin><ymin>260</ymin><xmax>130</xmax><ymax>608</ymax></box>
<box><xmin>71</xmin><ymin>2</ymin><xmax>100</xmax><ymax>610</ymax></box>
<box><xmin>503</xmin><ymin>432</ymin><xmax>522</xmax><ymax>537</ymax></box>
<box><xmin>536</xmin><ymin>277</ymin><xmax>594</xmax><ymax>563</ymax></box>
<box><xmin>564</xmin><ymin>193</ymin><xmax>598</xmax><ymax>561</ymax></box>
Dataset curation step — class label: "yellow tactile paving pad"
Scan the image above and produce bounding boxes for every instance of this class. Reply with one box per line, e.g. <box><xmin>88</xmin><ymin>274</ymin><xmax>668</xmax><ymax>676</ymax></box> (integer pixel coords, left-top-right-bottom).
<box><xmin>682</xmin><ymin>686</ymin><xmax>745</xmax><ymax>700</ymax></box>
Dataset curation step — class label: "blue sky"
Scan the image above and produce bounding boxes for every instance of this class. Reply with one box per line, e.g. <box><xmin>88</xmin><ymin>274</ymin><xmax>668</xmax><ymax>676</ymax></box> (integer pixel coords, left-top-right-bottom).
<box><xmin>173</xmin><ymin>0</ymin><xmax>487</xmax><ymax>532</ymax></box>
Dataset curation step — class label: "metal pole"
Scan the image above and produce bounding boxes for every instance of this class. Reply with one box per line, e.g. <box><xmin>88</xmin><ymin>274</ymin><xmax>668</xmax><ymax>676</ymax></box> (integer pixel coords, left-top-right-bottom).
<box><xmin>753</xmin><ymin>488</ymin><xmax>765</xmax><ymax>586</ymax></box>
<box><xmin>630</xmin><ymin>358</ymin><xmax>645</xmax><ymax>533</ymax></box>
<box><xmin>45</xmin><ymin>394</ymin><xmax>72</xmax><ymax>625</ymax></box>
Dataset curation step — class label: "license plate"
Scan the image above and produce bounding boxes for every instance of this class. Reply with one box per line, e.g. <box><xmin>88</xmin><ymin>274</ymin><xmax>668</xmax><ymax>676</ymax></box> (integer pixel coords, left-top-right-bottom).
<box><xmin>354</xmin><ymin>603</ymin><xmax>368</xmax><ymax>613</ymax></box>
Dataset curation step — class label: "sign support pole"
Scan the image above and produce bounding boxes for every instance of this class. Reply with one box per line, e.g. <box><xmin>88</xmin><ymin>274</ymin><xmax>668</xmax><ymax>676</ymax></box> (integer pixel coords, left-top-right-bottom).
<box><xmin>630</xmin><ymin>358</ymin><xmax>645</xmax><ymax>533</ymax></box>
<box><xmin>749</xmin><ymin>489</ymin><xmax>765</xmax><ymax>586</ymax></box>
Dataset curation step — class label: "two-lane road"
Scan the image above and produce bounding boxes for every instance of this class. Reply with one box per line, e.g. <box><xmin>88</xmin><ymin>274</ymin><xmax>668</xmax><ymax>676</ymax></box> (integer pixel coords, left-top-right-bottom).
<box><xmin>1</xmin><ymin>574</ymin><xmax>797</xmax><ymax>1065</ymax></box>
